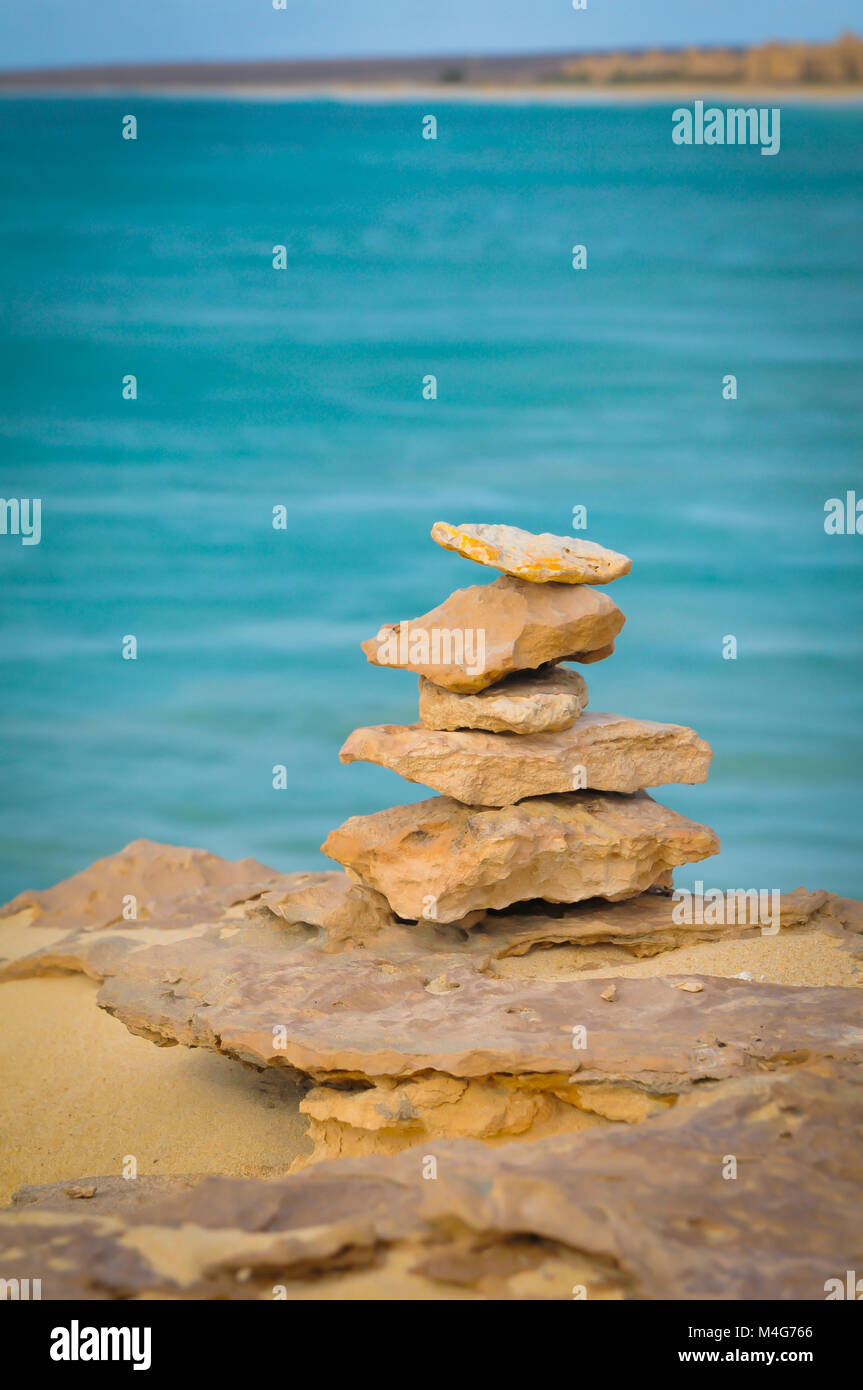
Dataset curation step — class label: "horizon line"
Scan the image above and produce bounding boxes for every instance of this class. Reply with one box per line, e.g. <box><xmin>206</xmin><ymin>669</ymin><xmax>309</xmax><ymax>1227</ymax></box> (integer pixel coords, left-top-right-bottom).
<box><xmin>2</xmin><ymin>33</ymin><xmax>861</xmax><ymax>80</ymax></box>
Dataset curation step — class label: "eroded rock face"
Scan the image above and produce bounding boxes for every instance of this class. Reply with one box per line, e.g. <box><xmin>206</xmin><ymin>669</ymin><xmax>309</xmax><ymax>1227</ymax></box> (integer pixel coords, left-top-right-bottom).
<box><xmin>431</xmin><ymin>521</ymin><xmax>632</xmax><ymax>585</ymax></box>
<box><xmin>256</xmin><ymin>872</ymin><xmax>396</xmax><ymax>952</ymax></box>
<box><xmin>361</xmin><ymin>576</ymin><xmax>624</xmax><ymax>693</ymax></box>
<box><xmin>340</xmin><ymin>712</ymin><xmax>713</xmax><ymax>805</ymax></box>
<box><xmin>468</xmin><ymin>885</ymin><xmax>837</xmax><ymax>959</ymax></box>
<box><xmin>4</xmin><ymin>1064</ymin><xmax>863</xmax><ymax>1300</ymax></box>
<box><xmin>418</xmin><ymin>666</ymin><xmax>589</xmax><ymax>735</ymax></box>
<box><xmin>300</xmin><ymin>1071</ymin><xmax>611</xmax><ymax>1159</ymax></box>
<box><xmin>322</xmin><ymin>791</ymin><xmax>720</xmax><ymax>921</ymax></box>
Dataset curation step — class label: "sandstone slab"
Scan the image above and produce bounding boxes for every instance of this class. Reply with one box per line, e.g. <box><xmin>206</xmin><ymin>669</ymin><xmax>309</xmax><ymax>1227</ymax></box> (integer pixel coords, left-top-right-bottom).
<box><xmin>361</xmin><ymin>575</ymin><xmax>624</xmax><ymax>693</ymax></box>
<box><xmin>418</xmin><ymin>666</ymin><xmax>588</xmax><ymax>734</ymax></box>
<box><xmin>431</xmin><ymin>521</ymin><xmax>632</xmax><ymax>585</ymax></box>
<box><xmin>5</xmin><ymin>909</ymin><xmax>861</xmax><ymax>1090</ymax></box>
<box><xmin>340</xmin><ymin>711</ymin><xmax>713</xmax><ymax>804</ymax></box>
<box><xmin>0</xmin><ymin>838</ymin><xmax>290</xmax><ymax>934</ymax></box>
<box><xmin>470</xmin><ymin>885</ymin><xmax>838</xmax><ymax>960</ymax></box>
<box><xmin>3</xmin><ymin>1065</ymin><xmax>863</xmax><ymax>1300</ymax></box>
<box><xmin>322</xmin><ymin>791</ymin><xmax>719</xmax><ymax>921</ymax></box>
<box><xmin>4</xmin><ymin>842</ymin><xmax>843</xmax><ymax>976</ymax></box>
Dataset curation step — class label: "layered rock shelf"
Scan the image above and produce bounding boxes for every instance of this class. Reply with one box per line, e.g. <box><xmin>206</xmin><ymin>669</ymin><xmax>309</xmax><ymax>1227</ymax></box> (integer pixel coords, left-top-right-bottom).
<box><xmin>3</xmin><ymin>844</ymin><xmax>862</xmax><ymax>1165</ymax></box>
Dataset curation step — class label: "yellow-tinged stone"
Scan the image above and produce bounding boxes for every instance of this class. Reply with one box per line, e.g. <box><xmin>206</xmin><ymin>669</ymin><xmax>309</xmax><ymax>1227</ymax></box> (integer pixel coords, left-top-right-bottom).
<box><xmin>431</xmin><ymin>521</ymin><xmax>631</xmax><ymax>584</ymax></box>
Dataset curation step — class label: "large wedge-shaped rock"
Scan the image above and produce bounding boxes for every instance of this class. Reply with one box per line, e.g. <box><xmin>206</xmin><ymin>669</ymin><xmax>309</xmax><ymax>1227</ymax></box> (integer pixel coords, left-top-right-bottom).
<box><xmin>418</xmin><ymin>666</ymin><xmax>588</xmax><ymax>734</ymax></box>
<box><xmin>361</xmin><ymin>576</ymin><xmax>624</xmax><ymax>693</ymax></box>
<box><xmin>0</xmin><ymin>838</ymin><xmax>288</xmax><ymax>933</ymax></box>
<box><xmin>322</xmin><ymin>791</ymin><xmax>719</xmax><ymax>921</ymax></box>
<box><xmin>431</xmin><ymin>521</ymin><xmax>632</xmax><ymax>585</ymax></box>
<box><xmin>340</xmin><ymin>712</ymin><xmax>713</xmax><ymax>804</ymax></box>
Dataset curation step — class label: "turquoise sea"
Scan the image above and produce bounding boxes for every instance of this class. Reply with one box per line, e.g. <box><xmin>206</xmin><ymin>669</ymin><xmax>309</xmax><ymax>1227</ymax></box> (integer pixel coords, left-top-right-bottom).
<box><xmin>1</xmin><ymin>97</ymin><xmax>861</xmax><ymax>903</ymax></box>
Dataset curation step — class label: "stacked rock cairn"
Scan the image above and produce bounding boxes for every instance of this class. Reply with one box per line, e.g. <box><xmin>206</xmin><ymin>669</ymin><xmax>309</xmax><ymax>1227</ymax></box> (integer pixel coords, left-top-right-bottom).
<box><xmin>323</xmin><ymin>522</ymin><xmax>719</xmax><ymax>927</ymax></box>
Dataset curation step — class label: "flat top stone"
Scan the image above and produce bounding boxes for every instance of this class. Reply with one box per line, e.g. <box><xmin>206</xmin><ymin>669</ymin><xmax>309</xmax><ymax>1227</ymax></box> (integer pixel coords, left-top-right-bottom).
<box><xmin>431</xmin><ymin>521</ymin><xmax>632</xmax><ymax>585</ymax></box>
<box><xmin>340</xmin><ymin>711</ymin><xmax>713</xmax><ymax>804</ymax></box>
<box><xmin>418</xmin><ymin>666</ymin><xmax>589</xmax><ymax>734</ymax></box>
<box><xmin>362</xmin><ymin>575</ymin><xmax>624</xmax><ymax>693</ymax></box>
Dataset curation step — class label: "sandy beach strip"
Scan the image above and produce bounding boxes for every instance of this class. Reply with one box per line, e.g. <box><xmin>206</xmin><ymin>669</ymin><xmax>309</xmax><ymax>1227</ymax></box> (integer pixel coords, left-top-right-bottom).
<box><xmin>0</xmin><ymin>967</ymin><xmax>310</xmax><ymax>1207</ymax></box>
<box><xmin>1</xmin><ymin>83</ymin><xmax>861</xmax><ymax>103</ymax></box>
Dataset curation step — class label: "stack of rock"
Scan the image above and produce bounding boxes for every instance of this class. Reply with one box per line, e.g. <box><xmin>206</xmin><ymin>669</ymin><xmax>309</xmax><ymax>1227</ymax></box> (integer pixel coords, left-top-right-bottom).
<box><xmin>323</xmin><ymin>521</ymin><xmax>720</xmax><ymax>925</ymax></box>
<box><xmin>5</xmin><ymin>522</ymin><xmax>863</xmax><ymax>1299</ymax></box>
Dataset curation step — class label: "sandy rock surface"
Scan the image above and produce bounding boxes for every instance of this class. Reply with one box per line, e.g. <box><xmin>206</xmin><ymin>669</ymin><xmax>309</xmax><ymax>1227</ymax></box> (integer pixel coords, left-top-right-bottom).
<box><xmin>4</xmin><ymin>844</ymin><xmax>861</xmax><ymax>1167</ymax></box>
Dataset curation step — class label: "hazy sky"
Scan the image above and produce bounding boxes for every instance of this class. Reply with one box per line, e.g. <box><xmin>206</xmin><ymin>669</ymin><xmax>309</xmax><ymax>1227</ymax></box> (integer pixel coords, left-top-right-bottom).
<box><xmin>1</xmin><ymin>0</ymin><xmax>860</xmax><ymax>70</ymax></box>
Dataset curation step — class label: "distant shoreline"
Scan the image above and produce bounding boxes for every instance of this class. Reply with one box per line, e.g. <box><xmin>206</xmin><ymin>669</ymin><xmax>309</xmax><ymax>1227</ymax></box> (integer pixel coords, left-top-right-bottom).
<box><xmin>4</xmin><ymin>33</ymin><xmax>863</xmax><ymax>101</ymax></box>
<box><xmin>1</xmin><ymin>83</ymin><xmax>862</xmax><ymax>104</ymax></box>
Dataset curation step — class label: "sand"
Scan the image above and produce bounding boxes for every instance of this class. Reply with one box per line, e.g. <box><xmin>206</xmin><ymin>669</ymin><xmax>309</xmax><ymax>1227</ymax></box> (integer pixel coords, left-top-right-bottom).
<box><xmin>0</xmin><ymin>972</ymin><xmax>311</xmax><ymax>1206</ymax></box>
<box><xmin>492</xmin><ymin>922</ymin><xmax>863</xmax><ymax>988</ymax></box>
<box><xmin>2</xmin><ymin>83</ymin><xmax>861</xmax><ymax>105</ymax></box>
